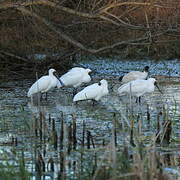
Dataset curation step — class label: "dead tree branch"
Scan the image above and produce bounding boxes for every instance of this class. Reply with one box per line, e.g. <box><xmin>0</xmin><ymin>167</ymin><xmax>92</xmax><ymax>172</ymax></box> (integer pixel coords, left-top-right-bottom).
<box><xmin>16</xmin><ymin>6</ymin><xmax>167</xmax><ymax>54</ymax></box>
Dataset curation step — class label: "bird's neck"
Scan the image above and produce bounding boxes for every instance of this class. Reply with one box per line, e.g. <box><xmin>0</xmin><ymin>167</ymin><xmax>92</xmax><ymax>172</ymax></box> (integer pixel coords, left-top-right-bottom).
<box><xmin>49</xmin><ymin>73</ymin><xmax>54</xmax><ymax>77</ymax></box>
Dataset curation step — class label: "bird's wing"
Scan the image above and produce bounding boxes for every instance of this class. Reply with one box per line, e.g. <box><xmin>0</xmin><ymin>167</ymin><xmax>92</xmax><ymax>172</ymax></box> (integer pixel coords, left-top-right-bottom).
<box><xmin>131</xmin><ymin>71</ymin><xmax>147</xmax><ymax>79</ymax></box>
<box><xmin>118</xmin><ymin>82</ymin><xmax>130</xmax><ymax>94</ymax></box>
<box><xmin>73</xmin><ymin>83</ymin><xmax>100</xmax><ymax>101</ymax></box>
<box><xmin>122</xmin><ymin>71</ymin><xmax>144</xmax><ymax>82</ymax></box>
<box><xmin>118</xmin><ymin>80</ymin><xmax>148</xmax><ymax>94</ymax></box>
<box><xmin>60</xmin><ymin>70</ymin><xmax>83</xmax><ymax>86</ymax></box>
<box><xmin>130</xmin><ymin>80</ymin><xmax>148</xmax><ymax>92</ymax></box>
<box><xmin>69</xmin><ymin>67</ymin><xmax>84</xmax><ymax>72</ymax></box>
<box><xmin>27</xmin><ymin>76</ymin><xmax>50</xmax><ymax>96</ymax></box>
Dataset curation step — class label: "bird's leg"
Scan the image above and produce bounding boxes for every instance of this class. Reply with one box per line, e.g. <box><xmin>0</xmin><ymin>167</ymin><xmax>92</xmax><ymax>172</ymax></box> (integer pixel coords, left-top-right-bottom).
<box><xmin>40</xmin><ymin>93</ymin><xmax>43</xmax><ymax>101</ymax></box>
<box><xmin>136</xmin><ymin>97</ymin><xmax>141</xmax><ymax>104</ymax></box>
<box><xmin>30</xmin><ymin>95</ymin><xmax>33</xmax><ymax>104</ymax></box>
<box><xmin>136</xmin><ymin>97</ymin><xmax>138</xmax><ymax>103</ymax></box>
<box><xmin>45</xmin><ymin>92</ymin><xmax>48</xmax><ymax>101</ymax></box>
<box><xmin>73</xmin><ymin>88</ymin><xmax>77</xmax><ymax>96</ymax></box>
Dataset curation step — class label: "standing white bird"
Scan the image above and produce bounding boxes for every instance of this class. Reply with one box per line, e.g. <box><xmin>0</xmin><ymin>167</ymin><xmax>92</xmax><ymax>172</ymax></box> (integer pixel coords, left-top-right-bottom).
<box><xmin>27</xmin><ymin>68</ymin><xmax>62</xmax><ymax>99</ymax></box>
<box><xmin>119</xmin><ymin>66</ymin><xmax>149</xmax><ymax>83</ymax></box>
<box><xmin>118</xmin><ymin>78</ymin><xmax>162</xmax><ymax>103</ymax></box>
<box><xmin>57</xmin><ymin>67</ymin><xmax>92</xmax><ymax>95</ymax></box>
<box><xmin>73</xmin><ymin>79</ymin><xmax>109</xmax><ymax>104</ymax></box>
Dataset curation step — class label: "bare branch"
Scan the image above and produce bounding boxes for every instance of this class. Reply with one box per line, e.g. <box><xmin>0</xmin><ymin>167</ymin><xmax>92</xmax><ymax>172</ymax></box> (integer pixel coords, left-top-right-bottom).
<box><xmin>15</xmin><ymin>7</ymin><xmax>157</xmax><ymax>54</ymax></box>
<box><xmin>104</xmin><ymin>11</ymin><xmax>143</xmax><ymax>30</ymax></box>
<box><xmin>98</xmin><ymin>1</ymin><xmax>180</xmax><ymax>14</ymax></box>
<box><xmin>0</xmin><ymin>50</ymin><xmax>29</xmax><ymax>62</ymax></box>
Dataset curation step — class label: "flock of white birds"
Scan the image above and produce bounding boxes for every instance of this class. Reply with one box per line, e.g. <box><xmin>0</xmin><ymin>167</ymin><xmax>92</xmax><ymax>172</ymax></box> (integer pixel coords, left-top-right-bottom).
<box><xmin>27</xmin><ymin>66</ymin><xmax>162</xmax><ymax>104</ymax></box>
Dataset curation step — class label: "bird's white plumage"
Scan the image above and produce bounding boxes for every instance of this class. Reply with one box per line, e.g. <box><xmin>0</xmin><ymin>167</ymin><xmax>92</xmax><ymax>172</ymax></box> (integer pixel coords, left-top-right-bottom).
<box><xmin>118</xmin><ymin>78</ymin><xmax>156</xmax><ymax>98</ymax></box>
<box><xmin>122</xmin><ymin>71</ymin><xmax>148</xmax><ymax>83</ymax></box>
<box><xmin>27</xmin><ymin>69</ymin><xmax>59</xmax><ymax>97</ymax></box>
<box><xmin>73</xmin><ymin>79</ymin><xmax>109</xmax><ymax>102</ymax></box>
<box><xmin>121</xmin><ymin>66</ymin><xmax>149</xmax><ymax>83</ymax></box>
<box><xmin>57</xmin><ymin>67</ymin><xmax>92</xmax><ymax>88</ymax></box>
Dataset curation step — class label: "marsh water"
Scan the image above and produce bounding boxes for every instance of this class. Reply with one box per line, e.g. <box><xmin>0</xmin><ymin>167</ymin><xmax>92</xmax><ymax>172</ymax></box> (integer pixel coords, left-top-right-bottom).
<box><xmin>0</xmin><ymin>59</ymin><xmax>180</xmax><ymax>179</ymax></box>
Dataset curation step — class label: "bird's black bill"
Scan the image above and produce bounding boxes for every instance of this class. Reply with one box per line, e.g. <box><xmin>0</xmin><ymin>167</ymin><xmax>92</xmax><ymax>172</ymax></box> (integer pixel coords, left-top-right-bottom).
<box><xmin>88</xmin><ymin>70</ymin><xmax>93</xmax><ymax>75</ymax></box>
<box><xmin>54</xmin><ymin>72</ymin><xmax>65</xmax><ymax>86</ymax></box>
<box><xmin>59</xmin><ymin>78</ymin><xmax>65</xmax><ymax>86</ymax></box>
<box><xmin>119</xmin><ymin>76</ymin><xmax>123</xmax><ymax>82</ymax></box>
<box><xmin>88</xmin><ymin>71</ymin><xmax>93</xmax><ymax>81</ymax></box>
<box><xmin>154</xmin><ymin>82</ymin><xmax>163</xmax><ymax>94</ymax></box>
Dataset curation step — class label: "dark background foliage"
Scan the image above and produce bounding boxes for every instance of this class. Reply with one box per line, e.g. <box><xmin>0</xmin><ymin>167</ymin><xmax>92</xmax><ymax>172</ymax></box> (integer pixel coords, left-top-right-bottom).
<box><xmin>0</xmin><ymin>0</ymin><xmax>180</xmax><ymax>78</ymax></box>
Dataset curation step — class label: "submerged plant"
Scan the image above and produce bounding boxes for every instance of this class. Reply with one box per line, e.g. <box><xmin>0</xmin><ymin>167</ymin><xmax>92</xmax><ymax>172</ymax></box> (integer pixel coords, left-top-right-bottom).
<box><xmin>0</xmin><ymin>150</ymin><xmax>30</xmax><ymax>180</ymax></box>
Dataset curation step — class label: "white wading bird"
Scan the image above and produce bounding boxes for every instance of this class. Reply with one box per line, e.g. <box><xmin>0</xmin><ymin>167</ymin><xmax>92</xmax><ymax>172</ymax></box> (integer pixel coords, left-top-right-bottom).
<box><xmin>57</xmin><ymin>67</ymin><xmax>92</xmax><ymax>95</ymax></box>
<box><xmin>27</xmin><ymin>68</ymin><xmax>63</xmax><ymax>100</ymax></box>
<box><xmin>73</xmin><ymin>79</ymin><xmax>109</xmax><ymax>105</ymax></box>
<box><xmin>119</xmin><ymin>66</ymin><xmax>149</xmax><ymax>83</ymax></box>
<box><xmin>118</xmin><ymin>78</ymin><xmax>162</xmax><ymax>103</ymax></box>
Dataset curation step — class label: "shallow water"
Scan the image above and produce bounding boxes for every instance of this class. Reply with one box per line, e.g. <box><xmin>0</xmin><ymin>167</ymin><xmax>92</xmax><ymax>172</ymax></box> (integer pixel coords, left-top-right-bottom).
<box><xmin>79</xmin><ymin>58</ymin><xmax>180</xmax><ymax>77</ymax></box>
<box><xmin>0</xmin><ymin>59</ymin><xmax>180</xmax><ymax>179</ymax></box>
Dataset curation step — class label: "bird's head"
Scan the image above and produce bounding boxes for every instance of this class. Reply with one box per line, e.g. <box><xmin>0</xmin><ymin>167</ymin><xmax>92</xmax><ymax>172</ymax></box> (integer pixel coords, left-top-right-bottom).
<box><xmin>49</xmin><ymin>68</ymin><xmax>64</xmax><ymax>86</ymax></box>
<box><xmin>86</xmin><ymin>68</ymin><xmax>92</xmax><ymax>74</ymax></box>
<box><xmin>148</xmin><ymin>78</ymin><xmax>156</xmax><ymax>82</ymax></box>
<box><xmin>49</xmin><ymin>68</ymin><xmax>56</xmax><ymax>75</ymax></box>
<box><xmin>144</xmin><ymin>66</ymin><xmax>149</xmax><ymax>72</ymax></box>
<box><xmin>99</xmin><ymin>79</ymin><xmax>108</xmax><ymax>86</ymax></box>
<box><xmin>149</xmin><ymin>78</ymin><xmax>163</xmax><ymax>94</ymax></box>
<box><xmin>84</xmin><ymin>68</ymin><xmax>93</xmax><ymax>81</ymax></box>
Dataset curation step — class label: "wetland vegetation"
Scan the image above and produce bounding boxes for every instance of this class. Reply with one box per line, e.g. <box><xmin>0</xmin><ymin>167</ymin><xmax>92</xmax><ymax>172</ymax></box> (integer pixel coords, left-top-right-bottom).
<box><xmin>0</xmin><ymin>59</ymin><xmax>179</xmax><ymax>179</ymax></box>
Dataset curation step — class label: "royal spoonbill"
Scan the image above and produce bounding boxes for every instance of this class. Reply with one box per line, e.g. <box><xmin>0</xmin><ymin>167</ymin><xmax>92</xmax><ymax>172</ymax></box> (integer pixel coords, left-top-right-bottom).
<box><xmin>118</xmin><ymin>78</ymin><xmax>162</xmax><ymax>103</ymax></box>
<box><xmin>73</xmin><ymin>79</ymin><xmax>109</xmax><ymax>105</ymax></box>
<box><xmin>119</xmin><ymin>66</ymin><xmax>149</xmax><ymax>83</ymax></box>
<box><xmin>27</xmin><ymin>68</ymin><xmax>63</xmax><ymax>99</ymax></box>
<box><xmin>57</xmin><ymin>67</ymin><xmax>92</xmax><ymax>95</ymax></box>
